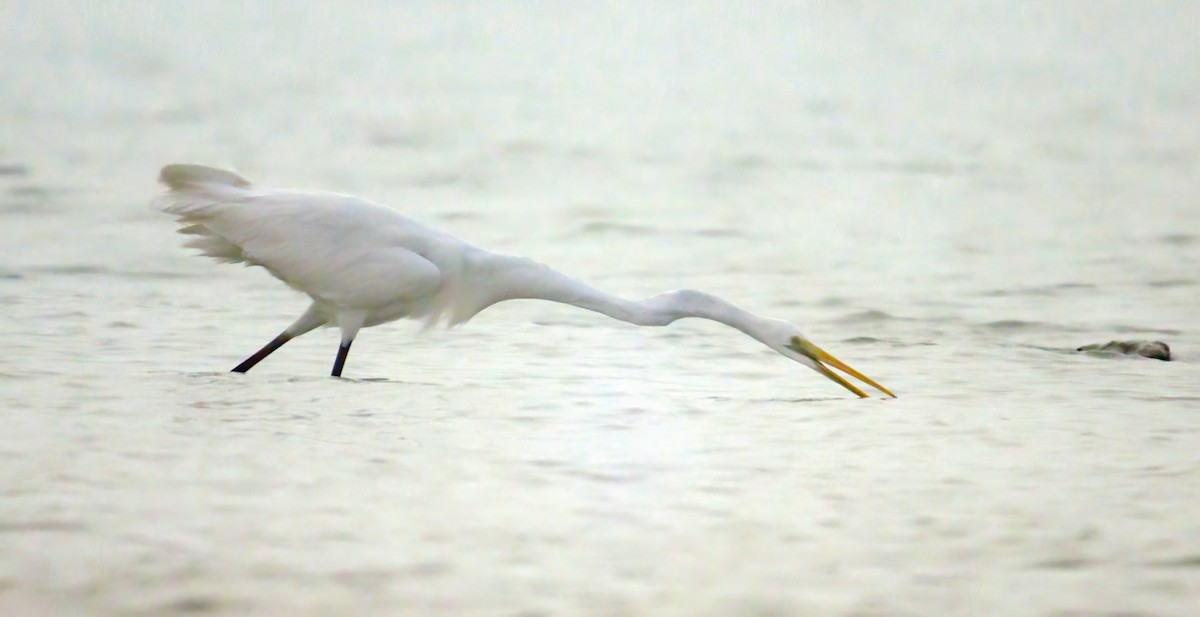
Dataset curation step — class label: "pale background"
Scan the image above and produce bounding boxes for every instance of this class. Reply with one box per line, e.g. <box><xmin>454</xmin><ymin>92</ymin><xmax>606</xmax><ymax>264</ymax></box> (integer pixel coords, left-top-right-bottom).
<box><xmin>2</xmin><ymin>2</ymin><xmax>1198</xmax><ymax>616</ymax></box>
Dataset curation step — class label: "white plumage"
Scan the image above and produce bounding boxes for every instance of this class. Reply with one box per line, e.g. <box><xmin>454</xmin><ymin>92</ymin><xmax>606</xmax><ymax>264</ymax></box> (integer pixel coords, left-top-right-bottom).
<box><xmin>154</xmin><ymin>164</ymin><xmax>894</xmax><ymax>398</ymax></box>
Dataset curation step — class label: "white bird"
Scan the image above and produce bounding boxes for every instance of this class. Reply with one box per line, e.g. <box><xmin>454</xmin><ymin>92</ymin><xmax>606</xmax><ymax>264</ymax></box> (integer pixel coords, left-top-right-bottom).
<box><xmin>154</xmin><ymin>164</ymin><xmax>895</xmax><ymax>398</ymax></box>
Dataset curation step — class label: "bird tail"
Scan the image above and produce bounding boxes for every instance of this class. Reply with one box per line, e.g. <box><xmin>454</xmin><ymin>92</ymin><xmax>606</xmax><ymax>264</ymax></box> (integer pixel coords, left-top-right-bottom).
<box><xmin>152</xmin><ymin>164</ymin><xmax>258</xmax><ymax>264</ymax></box>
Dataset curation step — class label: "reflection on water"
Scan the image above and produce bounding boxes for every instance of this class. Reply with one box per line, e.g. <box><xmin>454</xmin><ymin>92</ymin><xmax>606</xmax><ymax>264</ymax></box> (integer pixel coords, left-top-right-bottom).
<box><xmin>2</xmin><ymin>1</ymin><xmax>1200</xmax><ymax>616</ymax></box>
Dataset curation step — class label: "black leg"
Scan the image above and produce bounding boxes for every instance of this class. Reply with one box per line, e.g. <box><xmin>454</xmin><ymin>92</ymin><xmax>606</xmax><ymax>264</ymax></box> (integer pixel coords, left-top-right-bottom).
<box><xmin>231</xmin><ymin>332</ymin><xmax>292</xmax><ymax>373</ymax></box>
<box><xmin>331</xmin><ymin>340</ymin><xmax>353</xmax><ymax>377</ymax></box>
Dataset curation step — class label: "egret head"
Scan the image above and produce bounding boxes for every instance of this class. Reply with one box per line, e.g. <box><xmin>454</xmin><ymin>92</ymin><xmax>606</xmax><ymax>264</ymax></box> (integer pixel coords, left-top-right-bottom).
<box><xmin>761</xmin><ymin>325</ymin><xmax>895</xmax><ymax>398</ymax></box>
<box><xmin>644</xmin><ymin>290</ymin><xmax>896</xmax><ymax>398</ymax></box>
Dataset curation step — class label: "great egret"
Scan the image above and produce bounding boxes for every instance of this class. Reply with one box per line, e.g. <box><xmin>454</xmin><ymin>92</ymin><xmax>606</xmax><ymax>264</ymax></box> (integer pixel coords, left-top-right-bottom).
<box><xmin>154</xmin><ymin>164</ymin><xmax>895</xmax><ymax>398</ymax></box>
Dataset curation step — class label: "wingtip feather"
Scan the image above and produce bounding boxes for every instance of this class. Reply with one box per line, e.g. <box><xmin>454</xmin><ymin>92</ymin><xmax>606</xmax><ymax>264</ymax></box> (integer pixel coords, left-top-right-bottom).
<box><xmin>159</xmin><ymin>164</ymin><xmax>251</xmax><ymax>190</ymax></box>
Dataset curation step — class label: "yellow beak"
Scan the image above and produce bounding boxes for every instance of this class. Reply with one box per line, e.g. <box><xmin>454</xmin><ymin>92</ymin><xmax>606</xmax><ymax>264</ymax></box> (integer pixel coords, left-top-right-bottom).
<box><xmin>788</xmin><ymin>337</ymin><xmax>896</xmax><ymax>399</ymax></box>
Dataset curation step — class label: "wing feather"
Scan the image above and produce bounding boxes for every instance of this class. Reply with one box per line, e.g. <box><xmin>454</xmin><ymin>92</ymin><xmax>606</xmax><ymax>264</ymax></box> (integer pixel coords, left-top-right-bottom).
<box><xmin>153</xmin><ymin>165</ymin><xmax>447</xmax><ymax>310</ymax></box>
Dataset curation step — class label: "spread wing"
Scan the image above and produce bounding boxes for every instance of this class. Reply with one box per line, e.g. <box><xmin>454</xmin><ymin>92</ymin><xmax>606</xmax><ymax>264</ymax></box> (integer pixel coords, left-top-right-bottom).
<box><xmin>154</xmin><ymin>164</ymin><xmax>444</xmax><ymax>309</ymax></box>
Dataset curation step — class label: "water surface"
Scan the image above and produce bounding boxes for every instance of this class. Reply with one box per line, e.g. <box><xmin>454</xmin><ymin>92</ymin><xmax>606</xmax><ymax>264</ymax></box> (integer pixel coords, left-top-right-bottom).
<box><xmin>1</xmin><ymin>2</ymin><xmax>1198</xmax><ymax>616</ymax></box>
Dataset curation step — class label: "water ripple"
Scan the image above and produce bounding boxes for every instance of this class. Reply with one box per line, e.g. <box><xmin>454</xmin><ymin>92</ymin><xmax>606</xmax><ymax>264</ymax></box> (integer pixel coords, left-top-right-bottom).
<box><xmin>978</xmin><ymin>282</ymin><xmax>1097</xmax><ymax>297</ymax></box>
<box><xmin>0</xmin><ymin>163</ymin><xmax>30</xmax><ymax>177</ymax></box>
<box><xmin>831</xmin><ymin>309</ymin><xmax>898</xmax><ymax>324</ymax></box>
<box><xmin>981</xmin><ymin>319</ymin><xmax>1084</xmax><ymax>333</ymax></box>
<box><xmin>573</xmin><ymin>221</ymin><xmax>745</xmax><ymax>239</ymax></box>
<box><xmin>1159</xmin><ymin>233</ymin><xmax>1197</xmax><ymax>246</ymax></box>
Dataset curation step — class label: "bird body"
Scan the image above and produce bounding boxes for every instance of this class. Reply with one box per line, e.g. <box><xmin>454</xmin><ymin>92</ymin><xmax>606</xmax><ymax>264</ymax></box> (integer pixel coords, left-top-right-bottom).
<box><xmin>154</xmin><ymin>164</ymin><xmax>894</xmax><ymax>398</ymax></box>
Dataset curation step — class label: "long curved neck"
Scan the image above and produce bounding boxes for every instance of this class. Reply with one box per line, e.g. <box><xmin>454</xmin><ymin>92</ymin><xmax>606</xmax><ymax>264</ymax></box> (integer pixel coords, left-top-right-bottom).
<box><xmin>462</xmin><ymin>253</ymin><xmax>772</xmax><ymax>337</ymax></box>
<box><xmin>644</xmin><ymin>288</ymin><xmax>771</xmax><ymax>336</ymax></box>
<box><xmin>467</xmin><ymin>253</ymin><xmax>652</xmax><ymax>324</ymax></box>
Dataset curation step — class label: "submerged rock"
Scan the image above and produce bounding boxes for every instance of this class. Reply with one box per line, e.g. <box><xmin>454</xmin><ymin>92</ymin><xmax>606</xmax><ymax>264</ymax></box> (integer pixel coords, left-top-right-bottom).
<box><xmin>1076</xmin><ymin>340</ymin><xmax>1172</xmax><ymax>361</ymax></box>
